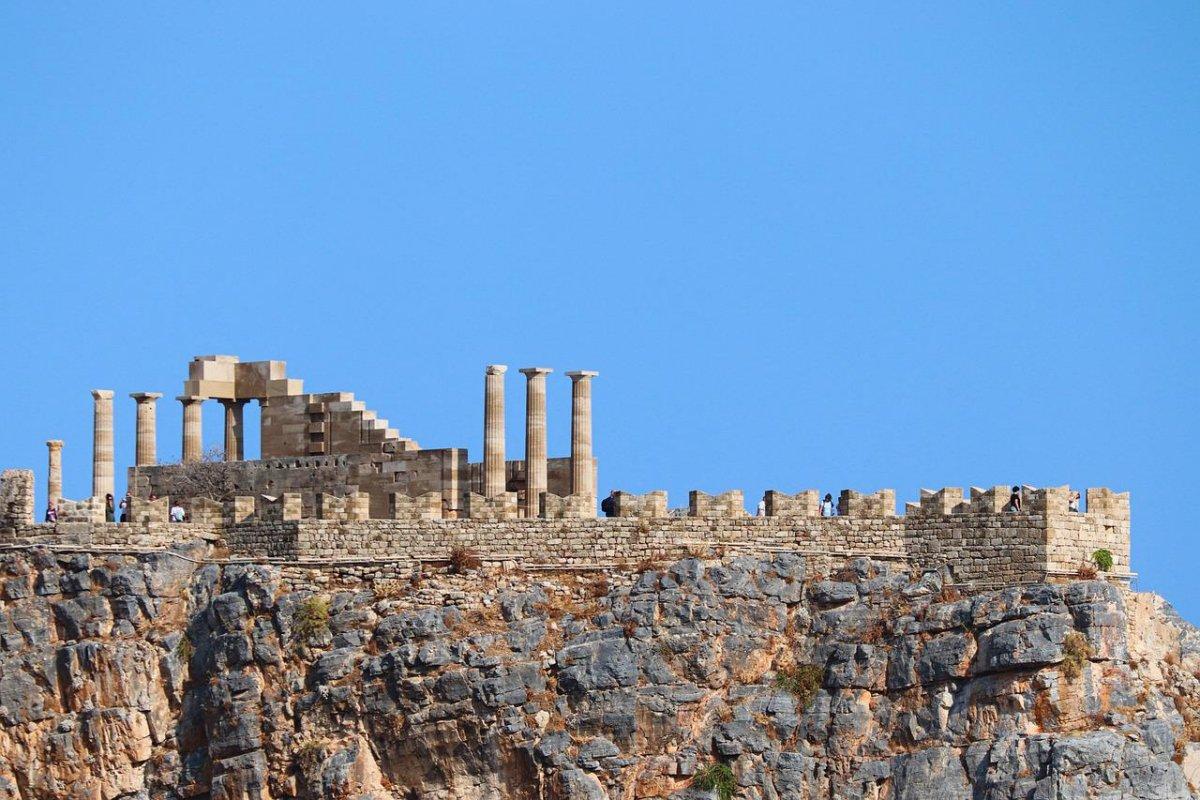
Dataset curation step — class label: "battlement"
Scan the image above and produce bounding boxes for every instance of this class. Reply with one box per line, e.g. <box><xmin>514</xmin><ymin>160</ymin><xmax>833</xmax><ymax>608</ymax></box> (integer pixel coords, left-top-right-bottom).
<box><xmin>19</xmin><ymin>354</ymin><xmax>1136</xmax><ymax>590</ymax></box>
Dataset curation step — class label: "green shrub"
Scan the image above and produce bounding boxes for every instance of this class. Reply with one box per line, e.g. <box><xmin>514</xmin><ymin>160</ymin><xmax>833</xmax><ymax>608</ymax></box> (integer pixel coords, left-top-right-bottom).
<box><xmin>1061</xmin><ymin>631</ymin><xmax>1093</xmax><ymax>682</ymax></box>
<box><xmin>773</xmin><ymin>664</ymin><xmax>824</xmax><ymax>709</ymax></box>
<box><xmin>1092</xmin><ymin>549</ymin><xmax>1114</xmax><ymax>572</ymax></box>
<box><xmin>293</xmin><ymin>595</ymin><xmax>330</xmax><ymax>642</ymax></box>
<box><xmin>694</xmin><ymin>763</ymin><xmax>736</xmax><ymax>800</ymax></box>
<box><xmin>175</xmin><ymin>634</ymin><xmax>194</xmax><ymax>662</ymax></box>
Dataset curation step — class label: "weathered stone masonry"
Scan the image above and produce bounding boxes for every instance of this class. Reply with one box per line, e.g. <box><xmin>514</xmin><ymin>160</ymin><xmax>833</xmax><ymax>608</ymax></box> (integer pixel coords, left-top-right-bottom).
<box><xmin>16</xmin><ymin>354</ymin><xmax>1133</xmax><ymax>590</ymax></box>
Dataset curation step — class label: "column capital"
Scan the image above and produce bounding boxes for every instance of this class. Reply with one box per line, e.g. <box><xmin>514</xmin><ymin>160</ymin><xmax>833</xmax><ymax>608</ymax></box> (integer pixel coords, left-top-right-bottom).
<box><xmin>129</xmin><ymin>392</ymin><xmax>163</xmax><ymax>402</ymax></box>
<box><xmin>486</xmin><ymin>364</ymin><xmax>508</xmax><ymax>375</ymax></box>
<box><xmin>565</xmin><ymin>370</ymin><xmax>599</xmax><ymax>380</ymax></box>
<box><xmin>46</xmin><ymin>439</ymin><xmax>63</xmax><ymax>450</ymax></box>
<box><xmin>91</xmin><ymin>389</ymin><xmax>114</xmax><ymax>400</ymax></box>
<box><xmin>519</xmin><ymin>367</ymin><xmax>554</xmax><ymax>378</ymax></box>
<box><xmin>177</xmin><ymin>394</ymin><xmax>205</xmax><ymax>404</ymax></box>
<box><xmin>218</xmin><ymin>397</ymin><xmax>249</xmax><ymax>407</ymax></box>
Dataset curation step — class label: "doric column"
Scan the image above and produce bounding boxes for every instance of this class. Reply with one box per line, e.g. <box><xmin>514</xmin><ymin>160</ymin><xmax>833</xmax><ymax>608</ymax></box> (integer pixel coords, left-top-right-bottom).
<box><xmin>566</xmin><ymin>371</ymin><xmax>599</xmax><ymax>500</ymax></box>
<box><xmin>45</xmin><ymin>440</ymin><xmax>63</xmax><ymax>507</ymax></box>
<box><xmin>220</xmin><ymin>399</ymin><xmax>247</xmax><ymax>462</ymax></box>
<box><xmin>178</xmin><ymin>396</ymin><xmax>204</xmax><ymax>463</ymax></box>
<box><xmin>483</xmin><ymin>365</ymin><xmax>507</xmax><ymax>497</ymax></box>
<box><xmin>130</xmin><ymin>392</ymin><xmax>163</xmax><ymax>466</ymax></box>
<box><xmin>91</xmin><ymin>389</ymin><xmax>114</xmax><ymax>498</ymax></box>
<box><xmin>519</xmin><ymin>367</ymin><xmax>552</xmax><ymax>516</ymax></box>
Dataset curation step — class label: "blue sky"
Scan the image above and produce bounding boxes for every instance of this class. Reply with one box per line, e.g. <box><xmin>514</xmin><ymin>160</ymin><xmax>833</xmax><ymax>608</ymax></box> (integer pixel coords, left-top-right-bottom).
<box><xmin>1</xmin><ymin>6</ymin><xmax>1197</xmax><ymax>614</ymax></box>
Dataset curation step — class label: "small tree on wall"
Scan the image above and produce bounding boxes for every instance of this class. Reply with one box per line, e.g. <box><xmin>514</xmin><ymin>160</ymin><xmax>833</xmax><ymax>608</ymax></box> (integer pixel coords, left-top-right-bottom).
<box><xmin>165</xmin><ymin>447</ymin><xmax>238</xmax><ymax>502</ymax></box>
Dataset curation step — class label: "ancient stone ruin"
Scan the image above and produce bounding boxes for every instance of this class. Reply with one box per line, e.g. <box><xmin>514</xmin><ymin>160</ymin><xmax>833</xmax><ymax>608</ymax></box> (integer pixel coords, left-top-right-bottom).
<box><xmin>1</xmin><ymin>355</ymin><xmax>1193</xmax><ymax>800</ymax></box>
<box><xmin>0</xmin><ymin>354</ymin><xmax>1130</xmax><ymax>588</ymax></box>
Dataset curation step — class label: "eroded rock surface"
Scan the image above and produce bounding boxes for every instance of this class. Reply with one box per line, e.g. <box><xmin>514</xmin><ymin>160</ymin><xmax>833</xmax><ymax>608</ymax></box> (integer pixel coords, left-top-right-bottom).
<box><xmin>0</xmin><ymin>543</ymin><xmax>1197</xmax><ymax>799</ymax></box>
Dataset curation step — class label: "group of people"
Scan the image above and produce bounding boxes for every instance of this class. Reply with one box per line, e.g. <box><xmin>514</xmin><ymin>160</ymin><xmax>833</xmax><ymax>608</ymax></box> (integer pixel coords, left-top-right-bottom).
<box><xmin>599</xmin><ymin>487</ymin><xmax>1085</xmax><ymax>519</ymax></box>
<box><xmin>46</xmin><ymin>492</ymin><xmax>187</xmax><ymax>523</ymax></box>
<box><xmin>1006</xmin><ymin>486</ymin><xmax>1083</xmax><ymax>513</ymax></box>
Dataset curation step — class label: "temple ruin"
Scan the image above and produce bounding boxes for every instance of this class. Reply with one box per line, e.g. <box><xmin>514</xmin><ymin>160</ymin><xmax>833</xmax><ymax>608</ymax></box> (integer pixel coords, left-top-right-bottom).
<box><xmin>0</xmin><ymin>354</ymin><xmax>1134</xmax><ymax>589</ymax></box>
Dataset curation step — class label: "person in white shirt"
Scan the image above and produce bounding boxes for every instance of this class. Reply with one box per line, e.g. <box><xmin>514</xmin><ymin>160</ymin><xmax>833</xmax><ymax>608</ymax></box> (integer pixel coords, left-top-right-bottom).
<box><xmin>756</xmin><ymin>499</ymin><xmax>766</xmax><ymax>517</ymax></box>
<box><xmin>169</xmin><ymin>504</ymin><xmax>186</xmax><ymax>523</ymax></box>
<box><xmin>820</xmin><ymin>493</ymin><xmax>836</xmax><ymax>517</ymax></box>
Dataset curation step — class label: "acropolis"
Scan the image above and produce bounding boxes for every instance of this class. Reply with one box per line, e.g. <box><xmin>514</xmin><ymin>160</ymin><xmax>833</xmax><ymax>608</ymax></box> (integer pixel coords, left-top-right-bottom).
<box><xmin>0</xmin><ymin>354</ymin><xmax>1131</xmax><ymax>589</ymax></box>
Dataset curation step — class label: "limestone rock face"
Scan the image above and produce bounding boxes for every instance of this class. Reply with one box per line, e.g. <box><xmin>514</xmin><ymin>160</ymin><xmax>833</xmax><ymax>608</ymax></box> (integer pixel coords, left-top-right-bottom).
<box><xmin>0</xmin><ymin>545</ymin><xmax>1198</xmax><ymax>799</ymax></box>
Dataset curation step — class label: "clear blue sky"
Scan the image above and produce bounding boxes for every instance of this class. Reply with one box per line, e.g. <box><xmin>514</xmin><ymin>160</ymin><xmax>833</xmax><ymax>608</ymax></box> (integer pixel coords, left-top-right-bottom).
<box><xmin>1</xmin><ymin>6</ymin><xmax>1197</xmax><ymax>614</ymax></box>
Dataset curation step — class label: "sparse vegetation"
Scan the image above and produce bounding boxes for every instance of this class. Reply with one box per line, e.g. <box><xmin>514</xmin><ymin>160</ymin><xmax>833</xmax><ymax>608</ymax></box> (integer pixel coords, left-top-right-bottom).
<box><xmin>449</xmin><ymin>546</ymin><xmax>482</xmax><ymax>574</ymax></box>
<box><xmin>293</xmin><ymin>595</ymin><xmax>330</xmax><ymax>642</ymax></box>
<box><xmin>1092</xmin><ymin>549</ymin><xmax>1114</xmax><ymax>572</ymax></box>
<box><xmin>175</xmin><ymin>634</ymin><xmax>194</xmax><ymax>662</ymax></box>
<box><xmin>773</xmin><ymin>664</ymin><xmax>824</xmax><ymax>709</ymax></box>
<box><xmin>694</xmin><ymin>763</ymin><xmax>736</xmax><ymax>800</ymax></box>
<box><xmin>295</xmin><ymin>738</ymin><xmax>329</xmax><ymax>772</ymax></box>
<box><xmin>1076</xmin><ymin>563</ymin><xmax>1098</xmax><ymax>580</ymax></box>
<box><xmin>165</xmin><ymin>446</ymin><xmax>237</xmax><ymax>501</ymax></box>
<box><xmin>1061</xmin><ymin>631</ymin><xmax>1093</xmax><ymax>682</ymax></box>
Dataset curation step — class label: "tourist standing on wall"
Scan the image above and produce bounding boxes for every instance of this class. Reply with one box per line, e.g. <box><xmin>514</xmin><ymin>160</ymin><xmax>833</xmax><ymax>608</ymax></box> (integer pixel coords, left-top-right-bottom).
<box><xmin>756</xmin><ymin>498</ymin><xmax>766</xmax><ymax>517</ymax></box>
<box><xmin>600</xmin><ymin>491</ymin><xmax>616</xmax><ymax>518</ymax></box>
<box><xmin>820</xmin><ymin>493</ymin><xmax>836</xmax><ymax>517</ymax></box>
<box><xmin>1007</xmin><ymin>486</ymin><xmax>1022</xmax><ymax>513</ymax></box>
<box><xmin>104</xmin><ymin>493</ymin><xmax>115</xmax><ymax>522</ymax></box>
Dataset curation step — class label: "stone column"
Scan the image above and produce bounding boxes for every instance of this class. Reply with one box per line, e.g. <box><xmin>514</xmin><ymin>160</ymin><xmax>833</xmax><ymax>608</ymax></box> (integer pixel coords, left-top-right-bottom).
<box><xmin>178</xmin><ymin>396</ymin><xmax>204</xmax><ymax>463</ymax></box>
<box><xmin>519</xmin><ymin>367</ymin><xmax>552</xmax><ymax>516</ymax></box>
<box><xmin>566</xmin><ymin>371</ymin><xmax>599</xmax><ymax>500</ymax></box>
<box><xmin>130</xmin><ymin>392</ymin><xmax>163</xmax><ymax>466</ymax></box>
<box><xmin>91</xmin><ymin>389</ymin><xmax>114</xmax><ymax>499</ymax></box>
<box><xmin>483</xmin><ymin>365</ymin><xmax>507</xmax><ymax>497</ymax></box>
<box><xmin>220</xmin><ymin>399</ymin><xmax>247</xmax><ymax>462</ymax></box>
<box><xmin>45</xmin><ymin>440</ymin><xmax>63</xmax><ymax>507</ymax></box>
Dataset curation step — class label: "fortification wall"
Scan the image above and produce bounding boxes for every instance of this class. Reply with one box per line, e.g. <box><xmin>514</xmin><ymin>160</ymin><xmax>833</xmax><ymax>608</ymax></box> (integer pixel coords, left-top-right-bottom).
<box><xmin>0</xmin><ymin>470</ymin><xmax>34</xmax><ymax>528</ymax></box>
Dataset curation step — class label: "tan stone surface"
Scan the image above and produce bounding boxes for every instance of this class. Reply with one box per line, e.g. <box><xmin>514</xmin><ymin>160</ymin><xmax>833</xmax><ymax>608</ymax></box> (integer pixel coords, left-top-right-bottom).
<box><xmin>130</xmin><ymin>392</ymin><xmax>162</xmax><ymax>466</ymax></box>
<box><xmin>91</xmin><ymin>389</ymin><xmax>114</xmax><ymax>498</ymax></box>
<box><xmin>45</xmin><ymin>440</ymin><xmax>63</xmax><ymax>507</ymax></box>
<box><xmin>483</xmin><ymin>365</ymin><xmax>507</xmax><ymax>497</ymax></box>
<box><xmin>519</xmin><ymin>367</ymin><xmax>552</xmax><ymax>517</ymax></box>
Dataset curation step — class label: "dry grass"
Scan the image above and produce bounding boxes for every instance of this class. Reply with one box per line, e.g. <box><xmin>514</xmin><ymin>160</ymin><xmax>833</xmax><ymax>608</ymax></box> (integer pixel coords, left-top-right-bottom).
<box><xmin>773</xmin><ymin>664</ymin><xmax>824</xmax><ymax>709</ymax></box>
<box><xmin>1076</xmin><ymin>564</ymin><xmax>1099</xmax><ymax>580</ymax></box>
<box><xmin>448</xmin><ymin>546</ymin><xmax>482</xmax><ymax>574</ymax></box>
<box><xmin>1060</xmin><ymin>632</ymin><xmax>1093</xmax><ymax>682</ymax></box>
<box><xmin>586</xmin><ymin>576</ymin><xmax>610</xmax><ymax>599</ymax></box>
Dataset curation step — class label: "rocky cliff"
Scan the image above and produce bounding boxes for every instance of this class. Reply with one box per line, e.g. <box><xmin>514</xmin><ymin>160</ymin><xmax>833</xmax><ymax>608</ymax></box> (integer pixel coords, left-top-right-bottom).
<box><xmin>0</xmin><ymin>541</ymin><xmax>1198</xmax><ymax>799</ymax></box>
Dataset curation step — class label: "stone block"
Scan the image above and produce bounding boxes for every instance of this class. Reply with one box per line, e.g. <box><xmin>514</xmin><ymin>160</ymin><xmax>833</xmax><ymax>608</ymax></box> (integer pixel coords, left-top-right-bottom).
<box><xmin>688</xmin><ymin>490</ymin><xmax>745</xmax><ymax>518</ymax></box>
<box><xmin>612</xmin><ymin>490</ymin><xmax>667</xmax><ymax>518</ymax></box>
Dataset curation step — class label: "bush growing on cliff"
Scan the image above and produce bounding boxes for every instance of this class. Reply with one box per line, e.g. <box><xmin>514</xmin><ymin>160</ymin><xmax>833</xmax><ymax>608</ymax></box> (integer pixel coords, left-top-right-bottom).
<box><xmin>773</xmin><ymin>664</ymin><xmax>824</xmax><ymax>709</ymax></box>
<box><xmin>1092</xmin><ymin>549</ymin><xmax>1114</xmax><ymax>572</ymax></box>
<box><xmin>449</xmin><ymin>546</ymin><xmax>482</xmax><ymax>574</ymax></box>
<box><xmin>175</xmin><ymin>634</ymin><xmax>194</xmax><ymax>663</ymax></box>
<box><xmin>293</xmin><ymin>595</ymin><xmax>330</xmax><ymax>642</ymax></box>
<box><xmin>694</xmin><ymin>763</ymin><xmax>736</xmax><ymax>800</ymax></box>
<box><xmin>1061</xmin><ymin>631</ymin><xmax>1093</xmax><ymax>682</ymax></box>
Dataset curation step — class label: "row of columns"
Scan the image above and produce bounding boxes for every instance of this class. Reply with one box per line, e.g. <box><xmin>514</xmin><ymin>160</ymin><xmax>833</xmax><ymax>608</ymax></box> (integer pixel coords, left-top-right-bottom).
<box><xmin>60</xmin><ymin>390</ymin><xmax>246</xmax><ymax>506</ymax></box>
<box><xmin>482</xmin><ymin>365</ymin><xmax>597</xmax><ymax>514</ymax></box>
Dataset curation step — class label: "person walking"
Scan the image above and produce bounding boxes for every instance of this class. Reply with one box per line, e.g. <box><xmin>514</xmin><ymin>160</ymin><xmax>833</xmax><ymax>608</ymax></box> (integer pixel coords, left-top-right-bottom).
<box><xmin>1007</xmin><ymin>486</ymin><xmax>1023</xmax><ymax>513</ymax></box>
<box><xmin>1068</xmin><ymin>491</ymin><xmax>1081</xmax><ymax>513</ymax></box>
<box><xmin>756</xmin><ymin>498</ymin><xmax>767</xmax><ymax>517</ymax></box>
<box><xmin>820</xmin><ymin>493</ymin><xmax>836</xmax><ymax>517</ymax></box>
<box><xmin>45</xmin><ymin>502</ymin><xmax>57</xmax><ymax>523</ymax></box>
<box><xmin>600</xmin><ymin>491</ymin><xmax>616</xmax><ymax>518</ymax></box>
<box><xmin>104</xmin><ymin>493</ymin><xmax>115</xmax><ymax>522</ymax></box>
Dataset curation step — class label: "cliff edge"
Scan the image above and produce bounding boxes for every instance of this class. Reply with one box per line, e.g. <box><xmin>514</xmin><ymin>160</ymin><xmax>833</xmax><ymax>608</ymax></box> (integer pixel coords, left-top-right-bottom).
<box><xmin>0</xmin><ymin>541</ymin><xmax>1197</xmax><ymax>799</ymax></box>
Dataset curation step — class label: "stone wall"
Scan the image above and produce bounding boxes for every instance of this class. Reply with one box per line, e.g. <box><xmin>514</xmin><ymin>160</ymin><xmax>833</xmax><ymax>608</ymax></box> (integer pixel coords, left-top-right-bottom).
<box><xmin>0</xmin><ymin>469</ymin><xmax>34</xmax><ymax>528</ymax></box>
<box><xmin>211</xmin><ymin>502</ymin><xmax>1131</xmax><ymax>588</ymax></box>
